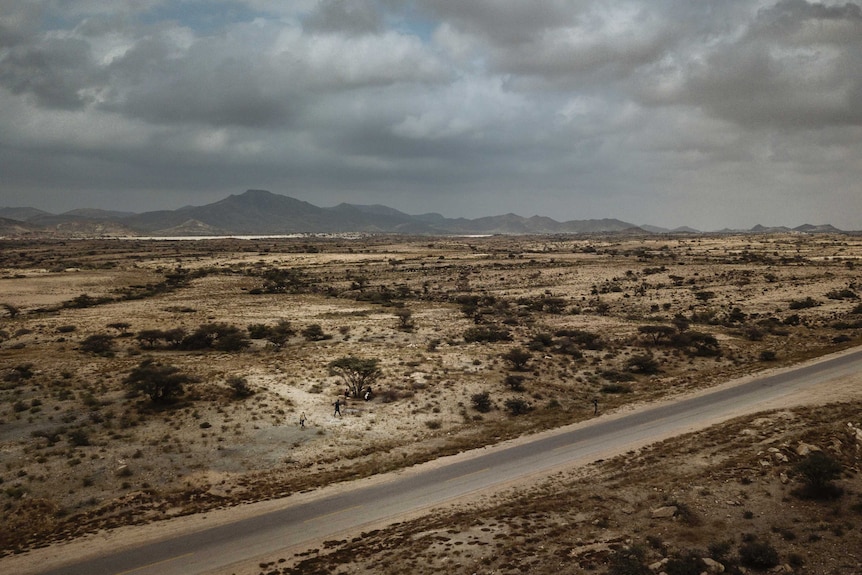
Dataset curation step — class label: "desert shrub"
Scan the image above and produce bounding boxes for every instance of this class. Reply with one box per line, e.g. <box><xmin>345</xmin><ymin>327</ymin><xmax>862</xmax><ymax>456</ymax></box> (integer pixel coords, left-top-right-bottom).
<box><xmin>738</xmin><ymin>540</ymin><xmax>779</xmax><ymax>569</ymax></box>
<box><xmin>553</xmin><ymin>337</ymin><xmax>584</xmax><ymax>359</ymax></box>
<box><xmin>64</xmin><ymin>294</ymin><xmax>102</xmax><ymax>308</ymax></box>
<box><xmin>5</xmin><ymin>363</ymin><xmax>34</xmax><ymax>382</ymax></box>
<box><xmin>601</xmin><ymin>383</ymin><xmax>632</xmax><ymax>394</ymax></box>
<box><xmin>504</xmin><ymin>397</ymin><xmax>532</xmax><ymax>415</ymax></box>
<box><xmin>227</xmin><ymin>376</ymin><xmax>254</xmax><ymax>398</ymax></box>
<box><xmin>504</xmin><ymin>375</ymin><xmax>525</xmax><ymax>391</ymax></box>
<box><xmin>471</xmin><ymin>391</ymin><xmax>492</xmax><ymax>413</ymax></box>
<box><xmin>247</xmin><ymin>323</ymin><xmax>270</xmax><ymax>339</ymax></box>
<box><xmin>463</xmin><ymin>326</ymin><xmax>512</xmax><ymax>343</ymax></box>
<box><xmin>57</xmin><ymin>325</ymin><xmax>77</xmax><ymax>333</ymax></box>
<box><xmin>162</xmin><ymin>327</ymin><xmax>186</xmax><ymax>347</ymax></box>
<box><xmin>793</xmin><ymin>451</ymin><xmax>844</xmax><ymax>499</ymax></box>
<box><xmin>425</xmin><ymin>419</ymin><xmax>441</xmax><ymax>430</ymax></box>
<box><xmin>79</xmin><ymin>334</ymin><xmax>115</xmax><ymax>356</ymax></box>
<box><xmin>542</xmin><ymin>297</ymin><xmax>567</xmax><ymax>314</ymax></box>
<box><xmin>646</xmin><ymin>535</ymin><xmax>665</xmax><ymax>551</ymax></box>
<box><xmin>248</xmin><ymin>320</ymin><xmax>295</xmax><ymax>347</ymax></box>
<box><xmin>744</xmin><ymin>326</ymin><xmax>764</xmax><ymax>341</ymax></box>
<box><xmin>301</xmin><ymin>324</ymin><xmax>332</xmax><ymax>342</ymax></box>
<box><xmin>693</xmin><ymin>290</ymin><xmax>716</xmax><ymax>302</ymax></box>
<box><xmin>826</xmin><ymin>288</ymin><xmax>858</xmax><ymax>300</ymax></box>
<box><xmin>783</xmin><ymin>313</ymin><xmax>801</xmax><ymax>325</ymax></box>
<box><xmin>707</xmin><ymin>539</ymin><xmax>733</xmax><ymax>562</ymax></box>
<box><xmin>789</xmin><ymin>296</ymin><xmax>820</xmax><ymax>310</ymax></box>
<box><xmin>724</xmin><ymin>307</ymin><xmax>747</xmax><ymax>325</ymax></box>
<box><xmin>124</xmin><ymin>358</ymin><xmax>196</xmax><ymax>403</ymax></box>
<box><xmin>670</xmin><ymin>331</ymin><xmax>721</xmax><ymax>357</ymax></box>
<box><xmin>665</xmin><ymin>550</ymin><xmax>704</xmax><ymax>575</ymax></box>
<box><xmin>689</xmin><ymin>308</ymin><xmax>718</xmax><ymax>324</ymax></box>
<box><xmin>181</xmin><ymin>323</ymin><xmax>250</xmax><ymax>351</ymax></box>
<box><xmin>257</xmin><ymin>267</ymin><xmax>307</xmax><ymax>294</ymax></box>
<box><xmin>501</xmin><ymin>347</ymin><xmax>532</xmax><ymax>370</ymax></box>
<box><xmin>788</xmin><ymin>553</ymin><xmax>804</xmax><ymax>569</ymax></box>
<box><xmin>31</xmin><ymin>427</ymin><xmax>64</xmax><ymax>445</ymax></box>
<box><xmin>601</xmin><ymin>369</ymin><xmax>635</xmax><ymax>382</ymax></box>
<box><xmin>68</xmin><ymin>429</ymin><xmax>90</xmax><ymax>446</ymax></box>
<box><xmin>554</xmin><ymin>329</ymin><xmax>603</xmax><ymax>350</ymax></box>
<box><xmin>625</xmin><ymin>353</ymin><xmax>660</xmax><ymax>374</ymax></box>
<box><xmin>673</xmin><ymin>501</ymin><xmax>702</xmax><ymax>526</ymax></box>
<box><xmin>528</xmin><ymin>332</ymin><xmax>554</xmax><ymax>351</ymax></box>
<box><xmin>607</xmin><ymin>545</ymin><xmax>650</xmax><ymax>575</ymax></box>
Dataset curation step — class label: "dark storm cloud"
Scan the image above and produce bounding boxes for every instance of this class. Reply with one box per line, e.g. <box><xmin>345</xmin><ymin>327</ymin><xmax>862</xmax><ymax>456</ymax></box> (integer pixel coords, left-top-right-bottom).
<box><xmin>0</xmin><ymin>35</ymin><xmax>100</xmax><ymax>109</ymax></box>
<box><xmin>303</xmin><ymin>0</ymin><xmax>385</xmax><ymax>36</ymax></box>
<box><xmin>639</xmin><ymin>0</ymin><xmax>862</xmax><ymax>128</ymax></box>
<box><xmin>100</xmin><ymin>33</ymin><xmax>296</xmax><ymax>128</ymax></box>
<box><xmin>0</xmin><ymin>1</ymin><xmax>861</xmax><ymax>230</ymax></box>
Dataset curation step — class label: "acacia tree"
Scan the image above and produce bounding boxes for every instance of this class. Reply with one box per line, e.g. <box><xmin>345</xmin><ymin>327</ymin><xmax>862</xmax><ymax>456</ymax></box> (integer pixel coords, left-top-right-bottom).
<box><xmin>638</xmin><ymin>325</ymin><xmax>676</xmax><ymax>345</ymax></box>
<box><xmin>502</xmin><ymin>347</ymin><xmax>532</xmax><ymax>371</ymax></box>
<box><xmin>394</xmin><ymin>308</ymin><xmax>414</xmax><ymax>331</ymax></box>
<box><xmin>328</xmin><ymin>356</ymin><xmax>381</xmax><ymax>398</ymax></box>
<box><xmin>125</xmin><ymin>358</ymin><xmax>195</xmax><ymax>403</ymax></box>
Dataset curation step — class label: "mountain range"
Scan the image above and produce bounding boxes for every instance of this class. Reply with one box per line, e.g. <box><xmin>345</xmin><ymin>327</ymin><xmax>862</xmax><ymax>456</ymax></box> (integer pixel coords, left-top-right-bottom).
<box><xmin>0</xmin><ymin>189</ymin><xmax>848</xmax><ymax>237</ymax></box>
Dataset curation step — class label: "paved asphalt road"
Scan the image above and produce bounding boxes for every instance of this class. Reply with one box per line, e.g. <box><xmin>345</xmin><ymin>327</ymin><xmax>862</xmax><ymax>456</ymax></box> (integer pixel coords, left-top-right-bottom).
<box><xmin>19</xmin><ymin>347</ymin><xmax>862</xmax><ymax>575</ymax></box>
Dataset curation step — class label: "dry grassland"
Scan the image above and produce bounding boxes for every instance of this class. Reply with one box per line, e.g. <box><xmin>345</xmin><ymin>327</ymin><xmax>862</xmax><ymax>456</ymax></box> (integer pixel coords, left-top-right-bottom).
<box><xmin>0</xmin><ymin>233</ymin><xmax>860</xmax><ymax>568</ymax></box>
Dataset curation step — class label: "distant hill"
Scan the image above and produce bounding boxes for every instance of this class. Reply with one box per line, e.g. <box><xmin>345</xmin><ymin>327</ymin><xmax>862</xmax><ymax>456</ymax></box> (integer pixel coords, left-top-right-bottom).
<box><xmin>0</xmin><ymin>190</ymin><xmax>852</xmax><ymax>237</ymax></box>
<box><xmin>0</xmin><ymin>207</ymin><xmax>51</xmax><ymax>221</ymax></box>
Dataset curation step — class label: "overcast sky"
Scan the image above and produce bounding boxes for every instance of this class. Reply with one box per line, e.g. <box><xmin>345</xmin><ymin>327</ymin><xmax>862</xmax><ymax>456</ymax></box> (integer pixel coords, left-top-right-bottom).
<box><xmin>1</xmin><ymin>1</ymin><xmax>860</xmax><ymax>230</ymax></box>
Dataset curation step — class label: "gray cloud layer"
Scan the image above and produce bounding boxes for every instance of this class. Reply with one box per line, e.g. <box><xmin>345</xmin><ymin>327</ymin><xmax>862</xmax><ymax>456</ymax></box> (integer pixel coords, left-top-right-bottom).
<box><xmin>1</xmin><ymin>0</ymin><xmax>860</xmax><ymax>230</ymax></box>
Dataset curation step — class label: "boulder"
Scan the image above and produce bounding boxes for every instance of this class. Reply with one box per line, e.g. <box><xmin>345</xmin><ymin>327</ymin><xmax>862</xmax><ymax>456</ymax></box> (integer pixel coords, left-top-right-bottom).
<box><xmin>796</xmin><ymin>442</ymin><xmax>821</xmax><ymax>456</ymax></box>
<box><xmin>650</xmin><ymin>506</ymin><xmax>678</xmax><ymax>519</ymax></box>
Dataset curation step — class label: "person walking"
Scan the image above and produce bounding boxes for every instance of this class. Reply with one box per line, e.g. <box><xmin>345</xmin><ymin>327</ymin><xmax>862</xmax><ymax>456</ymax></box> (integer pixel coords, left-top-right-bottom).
<box><xmin>299</xmin><ymin>412</ymin><xmax>306</xmax><ymax>428</ymax></box>
<box><xmin>333</xmin><ymin>399</ymin><xmax>342</xmax><ymax>417</ymax></box>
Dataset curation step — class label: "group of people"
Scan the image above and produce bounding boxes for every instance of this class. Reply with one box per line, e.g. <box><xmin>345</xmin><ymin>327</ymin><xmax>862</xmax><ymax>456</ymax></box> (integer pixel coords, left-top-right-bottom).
<box><xmin>333</xmin><ymin>387</ymin><xmax>373</xmax><ymax>416</ymax></box>
<box><xmin>298</xmin><ymin>388</ymin><xmax>374</xmax><ymax>427</ymax></box>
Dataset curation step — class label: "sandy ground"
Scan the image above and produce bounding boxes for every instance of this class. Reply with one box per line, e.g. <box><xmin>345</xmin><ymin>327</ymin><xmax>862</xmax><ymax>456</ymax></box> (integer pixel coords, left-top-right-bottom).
<box><xmin>3</xmin><ymin>345</ymin><xmax>860</xmax><ymax>575</ymax></box>
<box><xmin>0</xmin><ymin>234</ymin><xmax>860</xmax><ymax>573</ymax></box>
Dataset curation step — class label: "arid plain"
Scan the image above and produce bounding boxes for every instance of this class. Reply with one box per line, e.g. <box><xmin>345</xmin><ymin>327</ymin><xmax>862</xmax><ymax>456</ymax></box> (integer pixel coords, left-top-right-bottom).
<box><xmin>1</xmin><ymin>233</ymin><xmax>861</xmax><ymax>574</ymax></box>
